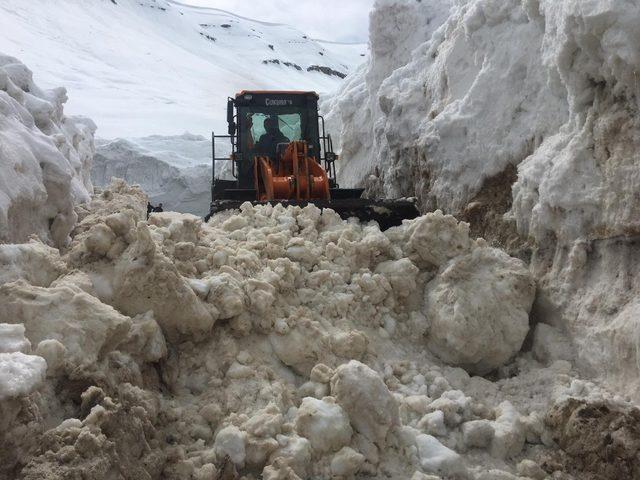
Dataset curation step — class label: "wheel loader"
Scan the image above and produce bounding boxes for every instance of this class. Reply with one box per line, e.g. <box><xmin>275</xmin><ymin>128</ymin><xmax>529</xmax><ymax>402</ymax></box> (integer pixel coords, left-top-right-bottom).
<box><xmin>208</xmin><ymin>90</ymin><xmax>419</xmax><ymax>229</ymax></box>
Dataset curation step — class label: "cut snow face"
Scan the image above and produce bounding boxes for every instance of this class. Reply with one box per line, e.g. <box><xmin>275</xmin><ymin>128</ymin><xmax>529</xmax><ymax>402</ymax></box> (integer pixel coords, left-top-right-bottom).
<box><xmin>1</xmin><ymin>179</ymin><xmax>632</xmax><ymax>479</ymax></box>
<box><xmin>0</xmin><ymin>0</ymin><xmax>367</xmax><ymax>139</ymax></box>
<box><xmin>92</xmin><ymin>135</ymin><xmax>215</xmax><ymax>216</ymax></box>
<box><xmin>325</xmin><ymin>0</ymin><xmax>640</xmax><ymax>401</ymax></box>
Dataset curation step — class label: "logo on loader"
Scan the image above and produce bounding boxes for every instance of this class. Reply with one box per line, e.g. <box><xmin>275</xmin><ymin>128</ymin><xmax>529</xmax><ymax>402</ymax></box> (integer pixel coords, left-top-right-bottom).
<box><xmin>265</xmin><ymin>98</ymin><xmax>293</xmax><ymax>106</ymax></box>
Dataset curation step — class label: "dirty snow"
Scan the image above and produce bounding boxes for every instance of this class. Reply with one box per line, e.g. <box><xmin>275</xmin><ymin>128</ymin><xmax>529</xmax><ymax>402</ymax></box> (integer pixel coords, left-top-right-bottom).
<box><xmin>1</xmin><ymin>0</ymin><xmax>640</xmax><ymax>478</ymax></box>
<box><xmin>0</xmin><ymin>179</ymin><xmax>629</xmax><ymax>479</ymax></box>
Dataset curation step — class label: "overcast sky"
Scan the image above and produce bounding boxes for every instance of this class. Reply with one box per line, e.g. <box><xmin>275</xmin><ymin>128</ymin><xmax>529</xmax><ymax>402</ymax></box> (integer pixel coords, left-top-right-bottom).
<box><xmin>180</xmin><ymin>0</ymin><xmax>376</xmax><ymax>43</ymax></box>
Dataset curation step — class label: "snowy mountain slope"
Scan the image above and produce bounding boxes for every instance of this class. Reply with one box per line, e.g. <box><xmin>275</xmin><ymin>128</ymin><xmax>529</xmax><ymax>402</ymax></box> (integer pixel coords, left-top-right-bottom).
<box><xmin>0</xmin><ymin>0</ymin><xmax>366</xmax><ymax>139</ymax></box>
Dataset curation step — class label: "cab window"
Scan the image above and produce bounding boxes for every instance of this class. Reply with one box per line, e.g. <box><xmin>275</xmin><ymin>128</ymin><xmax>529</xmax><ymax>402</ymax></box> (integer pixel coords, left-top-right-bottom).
<box><xmin>248</xmin><ymin>113</ymin><xmax>302</xmax><ymax>143</ymax></box>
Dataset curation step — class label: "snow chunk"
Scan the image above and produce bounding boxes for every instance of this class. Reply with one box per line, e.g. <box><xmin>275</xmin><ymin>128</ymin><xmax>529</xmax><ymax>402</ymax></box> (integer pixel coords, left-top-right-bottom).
<box><xmin>425</xmin><ymin>245</ymin><xmax>535</xmax><ymax>374</ymax></box>
<box><xmin>0</xmin><ymin>351</ymin><xmax>46</xmax><ymax>400</ymax></box>
<box><xmin>295</xmin><ymin>397</ymin><xmax>352</xmax><ymax>454</ymax></box>
<box><xmin>490</xmin><ymin>401</ymin><xmax>526</xmax><ymax>460</ymax></box>
<box><xmin>331</xmin><ymin>360</ymin><xmax>399</xmax><ymax>447</ymax></box>
<box><xmin>415</xmin><ymin>433</ymin><xmax>465</xmax><ymax>477</ymax></box>
<box><xmin>109</xmin><ymin>222</ymin><xmax>215</xmax><ymax>338</ymax></box>
<box><xmin>404</xmin><ymin>211</ymin><xmax>472</xmax><ymax>268</ymax></box>
<box><xmin>214</xmin><ymin>425</ymin><xmax>247</xmax><ymax>467</ymax></box>
<box><xmin>34</xmin><ymin>339</ymin><xmax>66</xmax><ymax>374</ymax></box>
<box><xmin>0</xmin><ymin>323</ymin><xmax>31</xmax><ymax>354</ymax></box>
<box><xmin>0</xmin><ymin>281</ymin><xmax>132</xmax><ymax>368</ymax></box>
<box><xmin>269</xmin><ymin>435</ymin><xmax>311</xmax><ymax>478</ymax></box>
<box><xmin>270</xmin><ymin>319</ymin><xmax>330</xmax><ymax>377</ymax></box>
<box><xmin>401</xmin><ymin>427</ymin><xmax>467</xmax><ymax>477</ymax></box>
<box><xmin>374</xmin><ymin>258</ymin><xmax>420</xmax><ymax>296</ymax></box>
<box><xmin>461</xmin><ymin>419</ymin><xmax>495</xmax><ymax>450</ymax></box>
<box><xmin>0</xmin><ymin>241</ymin><xmax>66</xmax><ymax>287</ymax></box>
<box><xmin>330</xmin><ymin>446</ymin><xmax>365</xmax><ymax>477</ymax></box>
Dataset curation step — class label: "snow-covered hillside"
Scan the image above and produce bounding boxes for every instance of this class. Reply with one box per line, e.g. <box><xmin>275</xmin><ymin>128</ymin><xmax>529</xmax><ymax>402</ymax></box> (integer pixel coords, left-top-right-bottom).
<box><xmin>327</xmin><ymin>0</ymin><xmax>640</xmax><ymax>401</ymax></box>
<box><xmin>0</xmin><ymin>0</ymin><xmax>366</xmax><ymax>139</ymax></box>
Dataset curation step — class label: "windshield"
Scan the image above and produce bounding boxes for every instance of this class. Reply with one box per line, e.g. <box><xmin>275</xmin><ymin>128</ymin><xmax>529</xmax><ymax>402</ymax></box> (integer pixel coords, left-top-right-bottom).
<box><xmin>249</xmin><ymin>113</ymin><xmax>302</xmax><ymax>142</ymax></box>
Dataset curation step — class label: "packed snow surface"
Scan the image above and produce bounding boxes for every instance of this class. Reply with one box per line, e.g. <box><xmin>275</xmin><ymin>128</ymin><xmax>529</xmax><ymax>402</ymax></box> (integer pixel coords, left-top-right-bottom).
<box><xmin>0</xmin><ymin>179</ymin><xmax>632</xmax><ymax>479</ymax></box>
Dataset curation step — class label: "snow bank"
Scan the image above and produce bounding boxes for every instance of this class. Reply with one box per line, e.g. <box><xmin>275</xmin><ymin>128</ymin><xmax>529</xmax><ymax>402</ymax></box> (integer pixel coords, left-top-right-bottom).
<box><xmin>322</xmin><ymin>0</ymin><xmax>454</xmax><ymax>191</ymax></box>
<box><xmin>0</xmin><ymin>54</ymin><xmax>95</xmax><ymax>247</ymax></box>
<box><xmin>327</xmin><ymin>0</ymin><xmax>640</xmax><ymax>398</ymax></box>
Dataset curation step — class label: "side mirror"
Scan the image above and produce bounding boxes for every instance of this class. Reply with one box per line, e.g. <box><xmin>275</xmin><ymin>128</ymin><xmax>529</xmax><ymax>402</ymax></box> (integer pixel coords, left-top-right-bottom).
<box><xmin>227</xmin><ymin>99</ymin><xmax>236</xmax><ymax>136</ymax></box>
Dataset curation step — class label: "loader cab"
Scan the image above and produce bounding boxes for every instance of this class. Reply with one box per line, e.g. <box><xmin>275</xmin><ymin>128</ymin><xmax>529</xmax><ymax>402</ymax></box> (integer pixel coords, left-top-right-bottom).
<box><xmin>212</xmin><ymin>91</ymin><xmax>338</xmax><ymax>200</ymax></box>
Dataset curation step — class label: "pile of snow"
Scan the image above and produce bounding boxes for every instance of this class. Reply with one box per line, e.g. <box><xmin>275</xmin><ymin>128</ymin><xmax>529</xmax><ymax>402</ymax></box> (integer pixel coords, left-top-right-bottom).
<box><xmin>326</xmin><ymin>0</ymin><xmax>640</xmax><ymax>398</ymax></box>
<box><xmin>1</xmin><ymin>178</ymin><xmax>607</xmax><ymax>479</ymax></box>
<box><xmin>0</xmin><ymin>54</ymin><xmax>95</xmax><ymax>247</ymax></box>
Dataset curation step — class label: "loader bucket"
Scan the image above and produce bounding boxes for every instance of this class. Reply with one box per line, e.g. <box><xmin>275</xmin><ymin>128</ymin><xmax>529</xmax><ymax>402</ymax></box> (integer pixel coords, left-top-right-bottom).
<box><xmin>207</xmin><ymin>197</ymin><xmax>420</xmax><ymax>231</ymax></box>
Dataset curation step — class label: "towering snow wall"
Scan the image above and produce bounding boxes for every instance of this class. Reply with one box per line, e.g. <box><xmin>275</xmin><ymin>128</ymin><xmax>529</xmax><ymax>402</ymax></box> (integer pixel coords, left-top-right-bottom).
<box><xmin>0</xmin><ymin>54</ymin><xmax>96</xmax><ymax>247</ymax></box>
<box><xmin>326</xmin><ymin>0</ymin><xmax>640</xmax><ymax>398</ymax></box>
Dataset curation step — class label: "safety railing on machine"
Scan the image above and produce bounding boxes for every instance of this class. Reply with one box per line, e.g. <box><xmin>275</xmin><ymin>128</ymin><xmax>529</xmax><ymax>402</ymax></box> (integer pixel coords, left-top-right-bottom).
<box><xmin>211</xmin><ymin>132</ymin><xmax>237</xmax><ymax>200</ymax></box>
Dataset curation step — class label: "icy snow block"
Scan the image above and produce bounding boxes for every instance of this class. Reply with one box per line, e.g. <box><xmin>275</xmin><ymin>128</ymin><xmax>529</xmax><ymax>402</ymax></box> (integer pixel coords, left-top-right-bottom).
<box><xmin>425</xmin><ymin>245</ymin><xmax>535</xmax><ymax>375</ymax></box>
<box><xmin>401</xmin><ymin>427</ymin><xmax>467</xmax><ymax>478</ymax></box>
<box><xmin>0</xmin><ymin>351</ymin><xmax>46</xmax><ymax>400</ymax></box>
